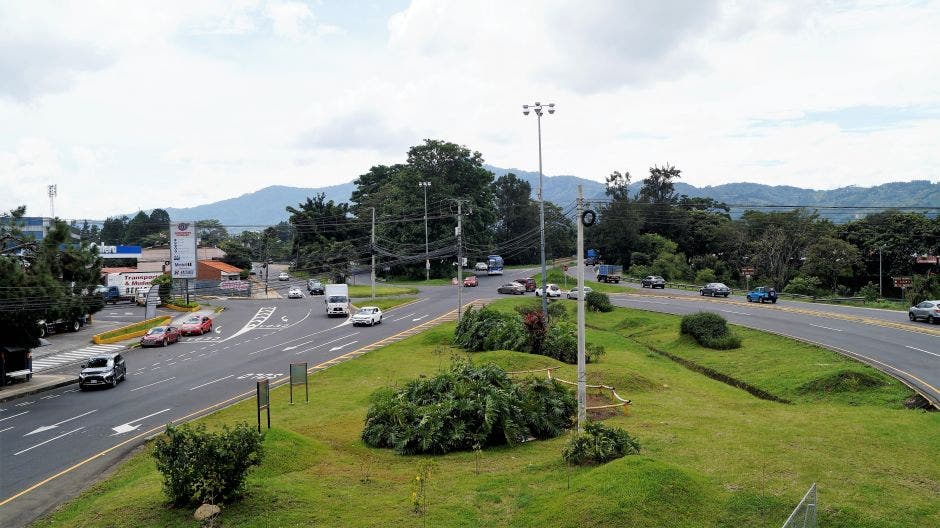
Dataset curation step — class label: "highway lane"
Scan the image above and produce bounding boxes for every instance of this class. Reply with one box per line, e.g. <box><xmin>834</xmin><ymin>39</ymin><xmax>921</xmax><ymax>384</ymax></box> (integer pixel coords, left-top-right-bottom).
<box><xmin>609</xmin><ymin>294</ymin><xmax>940</xmax><ymax>405</ymax></box>
<box><xmin>0</xmin><ymin>268</ymin><xmax>536</xmax><ymax>526</ymax></box>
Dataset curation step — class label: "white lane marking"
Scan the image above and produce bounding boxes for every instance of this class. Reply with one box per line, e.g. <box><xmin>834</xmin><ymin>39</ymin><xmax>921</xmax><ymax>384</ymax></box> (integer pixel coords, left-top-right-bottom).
<box><xmin>391</xmin><ymin>312</ymin><xmax>416</xmax><ymax>322</ymax></box>
<box><xmin>129</xmin><ymin>377</ymin><xmax>176</xmax><ymax>392</ymax></box>
<box><xmin>905</xmin><ymin>345</ymin><xmax>940</xmax><ymax>358</ymax></box>
<box><xmin>215</xmin><ymin>325</ymin><xmax>222</xmax><ymax>334</ymax></box>
<box><xmin>124</xmin><ymin>312</ymin><xmax>134</xmax><ymax>315</ymax></box>
<box><xmin>222</xmin><ymin>306</ymin><xmax>276</xmax><ymax>342</ymax></box>
<box><xmin>0</xmin><ymin>411</ymin><xmax>29</xmax><ymax>423</ymax></box>
<box><xmin>15</xmin><ymin>401</ymin><xmax>34</xmax><ymax>407</ymax></box>
<box><xmin>25</xmin><ymin>409</ymin><xmax>98</xmax><ymax>436</ymax></box>
<box><xmin>281</xmin><ymin>316</ymin><xmax>289</xmax><ymax>322</ymax></box>
<box><xmin>15</xmin><ymin>426</ymin><xmax>86</xmax><ymax>456</ymax></box>
<box><xmin>111</xmin><ymin>408</ymin><xmax>172</xmax><ymax>435</ymax></box>
<box><xmin>40</xmin><ymin>394</ymin><xmax>60</xmax><ymax>400</ymax></box>
<box><xmin>251</xmin><ymin>325</ymin><xmax>337</xmax><ymax>355</ymax></box>
<box><xmin>628</xmin><ymin>299</ymin><xmax>672</xmax><ymax>305</ymax></box>
<box><xmin>808</xmin><ymin>323</ymin><xmax>843</xmax><ymax>332</ymax></box>
<box><xmin>295</xmin><ymin>333</ymin><xmax>360</xmax><ymax>355</ymax></box>
<box><xmin>411</xmin><ymin>314</ymin><xmax>429</xmax><ymax>322</ymax></box>
<box><xmin>189</xmin><ymin>374</ymin><xmax>234</xmax><ymax>391</ymax></box>
<box><xmin>0</xmin><ymin>426</ymin><xmax>13</xmax><ymax>433</ymax></box>
<box><xmin>329</xmin><ymin>340</ymin><xmax>359</xmax><ymax>352</ymax></box>
<box><xmin>719</xmin><ymin>309</ymin><xmax>751</xmax><ymax>316</ymax></box>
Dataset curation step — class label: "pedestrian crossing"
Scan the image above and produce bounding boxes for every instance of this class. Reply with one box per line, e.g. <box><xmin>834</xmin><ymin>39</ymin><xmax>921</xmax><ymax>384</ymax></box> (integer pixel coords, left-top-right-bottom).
<box><xmin>31</xmin><ymin>343</ymin><xmax>126</xmax><ymax>372</ymax></box>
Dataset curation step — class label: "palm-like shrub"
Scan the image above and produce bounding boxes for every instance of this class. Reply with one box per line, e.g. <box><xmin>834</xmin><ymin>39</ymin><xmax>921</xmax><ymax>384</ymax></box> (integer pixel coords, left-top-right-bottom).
<box><xmin>562</xmin><ymin>422</ymin><xmax>641</xmax><ymax>465</ymax></box>
<box><xmin>362</xmin><ymin>362</ymin><xmax>575</xmax><ymax>455</ymax></box>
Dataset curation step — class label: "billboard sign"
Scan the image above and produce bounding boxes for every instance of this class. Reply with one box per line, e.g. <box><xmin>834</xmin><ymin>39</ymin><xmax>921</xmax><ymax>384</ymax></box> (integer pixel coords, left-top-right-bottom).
<box><xmin>170</xmin><ymin>221</ymin><xmax>197</xmax><ymax>279</ymax></box>
<box><xmin>97</xmin><ymin>245</ymin><xmax>142</xmax><ymax>259</ymax></box>
<box><xmin>915</xmin><ymin>255</ymin><xmax>938</xmax><ymax>265</ymax></box>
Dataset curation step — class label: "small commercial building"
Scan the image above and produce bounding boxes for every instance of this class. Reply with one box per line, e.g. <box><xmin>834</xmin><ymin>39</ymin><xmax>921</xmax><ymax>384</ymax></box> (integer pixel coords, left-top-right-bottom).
<box><xmin>197</xmin><ymin>260</ymin><xmax>242</xmax><ymax>281</ymax></box>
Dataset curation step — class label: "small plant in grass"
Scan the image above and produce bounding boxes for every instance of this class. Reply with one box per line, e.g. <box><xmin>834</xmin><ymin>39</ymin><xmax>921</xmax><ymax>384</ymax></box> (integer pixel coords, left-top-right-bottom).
<box><xmin>585</xmin><ymin>291</ymin><xmax>613</xmax><ymax>312</ymax></box>
<box><xmin>680</xmin><ymin>311</ymin><xmax>741</xmax><ymax>350</ymax></box>
<box><xmin>410</xmin><ymin>464</ymin><xmax>431</xmax><ymax>516</ymax></box>
<box><xmin>562</xmin><ymin>422</ymin><xmax>641</xmax><ymax>465</ymax></box>
<box><xmin>586</xmin><ymin>343</ymin><xmax>606</xmax><ymax>363</ymax></box>
<box><xmin>152</xmin><ymin>422</ymin><xmax>264</xmax><ymax>506</ymax></box>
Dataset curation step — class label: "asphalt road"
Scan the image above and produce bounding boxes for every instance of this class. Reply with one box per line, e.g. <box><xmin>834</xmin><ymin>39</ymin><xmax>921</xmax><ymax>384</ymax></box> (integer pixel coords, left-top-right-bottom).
<box><xmin>1</xmin><ymin>267</ymin><xmax>937</xmax><ymax>526</ymax></box>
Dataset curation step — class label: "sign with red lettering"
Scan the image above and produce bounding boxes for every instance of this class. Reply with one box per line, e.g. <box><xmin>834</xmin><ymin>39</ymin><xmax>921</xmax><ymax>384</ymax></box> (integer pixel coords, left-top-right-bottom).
<box><xmin>893</xmin><ymin>276</ymin><xmax>913</xmax><ymax>288</ymax></box>
<box><xmin>915</xmin><ymin>256</ymin><xmax>938</xmax><ymax>265</ymax></box>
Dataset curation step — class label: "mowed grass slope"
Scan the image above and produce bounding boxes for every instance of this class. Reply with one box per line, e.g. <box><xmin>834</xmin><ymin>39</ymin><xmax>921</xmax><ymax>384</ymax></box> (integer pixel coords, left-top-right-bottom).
<box><xmin>35</xmin><ymin>301</ymin><xmax>940</xmax><ymax>528</ymax></box>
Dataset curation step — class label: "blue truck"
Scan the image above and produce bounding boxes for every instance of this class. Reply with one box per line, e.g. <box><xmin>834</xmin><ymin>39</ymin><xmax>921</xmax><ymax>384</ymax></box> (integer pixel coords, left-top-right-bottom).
<box><xmin>102</xmin><ymin>286</ymin><xmax>134</xmax><ymax>304</ymax></box>
<box><xmin>596</xmin><ymin>264</ymin><xmax>622</xmax><ymax>283</ymax></box>
<box><xmin>746</xmin><ymin>286</ymin><xmax>778</xmax><ymax>304</ymax></box>
<box><xmin>585</xmin><ymin>248</ymin><xmax>600</xmax><ymax>266</ymax></box>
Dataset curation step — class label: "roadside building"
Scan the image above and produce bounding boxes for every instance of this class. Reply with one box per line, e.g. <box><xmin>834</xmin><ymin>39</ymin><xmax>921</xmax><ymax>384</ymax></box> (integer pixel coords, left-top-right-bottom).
<box><xmin>136</xmin><ymin>246</ymin><xmax>226</xmax><ymax>273</ymax></box>
<box><xmin>197</xmin><ymin>260</ymin><xmax>243</xmax><ymax>281</ymax></box>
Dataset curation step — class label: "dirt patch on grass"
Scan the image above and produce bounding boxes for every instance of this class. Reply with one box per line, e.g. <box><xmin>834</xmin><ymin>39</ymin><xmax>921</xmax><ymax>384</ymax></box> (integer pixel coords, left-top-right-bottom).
<box><xmin>797</xmin><ymin>370</ymin><xmax>885</xmax><ymax>395</ymax></box>
<box><xmin>586</xmin><ymin>392</ymin><xmax>625</xmax><ymax>421</ymax></box>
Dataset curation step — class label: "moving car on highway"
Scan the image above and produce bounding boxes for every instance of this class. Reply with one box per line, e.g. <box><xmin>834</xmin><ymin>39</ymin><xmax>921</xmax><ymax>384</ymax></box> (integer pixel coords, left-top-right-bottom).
<box><xmin>498</xmin><ymin>282</ymin><xmax>526</xmax><ymax>295</ymax></box>
<box><xmin>514</xmin><ymin>277</ymin><xmax>536</xmax><ymax>292</ymax></box>
<box><xmin>78</xmin><ymin>353</ymin><xmax>126</xmax><ymax>390</ymax></box>
<box><xmin>140</xmin><ymin>326</ymin><xmax>181</xmax><ymax>347</ymax></box>
<box><xmin>463</xmin><ymin>275</ymin><xmax>478</xmax><ymax>287</ymax></box>
<box><xmin>179</xmin><ymin>315</ymin><xmax>212</xmax><ymax>336</ymax></box>
<box><xmin>535</xmin><ymin>284</ymin><xmax>562</xmax><ymax>298</ymax></box>
<box><xmin>746</xmin><ymin>286</ymin><xmax>778</xmax><ymax>304</ymax></box>
<box><xmin>277</xmin><ymin>271</ymin><xmax>290</xmax><ymax>281</ymax></box>
<box><xmin>307</xmin><ymin>279</ymin><xmax>325</xmax><ymax>295</ymax></box>
<box><xmin>641</xmin><ymin>276</ymin><xmax>666</xmax><ymax>288</ymax></box>
<box><xmin>474</xmin><ymin>262</ymin><xmax>489</xmax><ymax>271</ymax></box>
<box><xmin>700</xmin><ymin>283</ymin><xmax>731</xmax><ymax>297</ymax></box>
<box><xmin>566</xmin><ymin>286</ymin><xmax>593</xmax><ymax>299</ymax></box>
<box><xmin>287</xmin><ymin>287</ymin><xmax>304</xmax><ymax>299</ymax></box>
<box><xmin>351</xmin><ymin>306</ymin><xmax>383</xmax><ymax>326</ymax></box>
<box><xmin>909</xmin><ymin>300</ymin><xmax>940</xmax><ymax>324</ymax></box>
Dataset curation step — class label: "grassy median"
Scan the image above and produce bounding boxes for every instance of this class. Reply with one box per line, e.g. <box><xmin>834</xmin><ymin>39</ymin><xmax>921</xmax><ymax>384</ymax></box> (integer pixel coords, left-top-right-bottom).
<box><xmin>347</xmin><ymin>284</ymin><xmax>419</xmax><ymax>297</ymax></box>
<box><xmin>36</xmin><ymin>300</ymin><xmax>939</xmax><ymax>527</ymax></box>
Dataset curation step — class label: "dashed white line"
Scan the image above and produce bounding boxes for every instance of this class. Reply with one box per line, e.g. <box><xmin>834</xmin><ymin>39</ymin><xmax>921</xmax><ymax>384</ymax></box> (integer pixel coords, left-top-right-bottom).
<box><xmin>905</xmin><ymin>345</ymin><xmax>940</xmax><ymax>358</ymax></box>
<box><xmin>129</xmin><ymin>377</ymin><xmax>176</xmax><ymax>392</ymax></box>
<box><xmin>188</xmin><ymin>374</ymin><xmax>235</xmax><ymax>391</ymax></box>
<box><xmin>808</xmin><ymin>323</ymin><xmax>843</xmax><ymax>332</ymax></box>
<box><xmin>0</xmin><ymin>411</ymin><xmax>29</xmax><ymax>422</ymax></box>
<box><xmin>719</xmin><ymin>309</ymin><xmax>751</xmax><ymax>316</ymax></box>
<box><xmin>15</xmin><ymin>426</ymin><xmax>86</xmax><ymax>456</ymax></box>
<box><xmin>0</xmin><ymin>426</ymin><xmax>13</xmax><ymax>433</ymax></box>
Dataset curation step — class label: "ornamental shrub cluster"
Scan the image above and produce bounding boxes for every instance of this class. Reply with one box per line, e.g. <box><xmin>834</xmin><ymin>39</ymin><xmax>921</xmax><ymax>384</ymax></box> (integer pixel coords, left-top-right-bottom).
<box><xmin>585</xmin><ymin>291</ymin><xmax>613</xmax><ymax>312</ymax></box>
<box><xmin>680</xmin><ymin>311</ymin><xmax>741</xmax><ymax>350</ymax></box>
<box><xmin>455</xmin><ymin>306</ymin><xmax>604</xmax><ymax>364</ymax></box>
<box><xmin>362</xmin><ymin>361</ymin><xmax>576</xmax><ymax>455</ymax></box>
<box><xmin>152</xmin><ymin>422</ymin><xmax>264</xmax><ymax>506</ymax></box>
<box><xmin>562</xmin><ymin>421</ymin><xmax>641</xmax><ymax>465</ymax></box>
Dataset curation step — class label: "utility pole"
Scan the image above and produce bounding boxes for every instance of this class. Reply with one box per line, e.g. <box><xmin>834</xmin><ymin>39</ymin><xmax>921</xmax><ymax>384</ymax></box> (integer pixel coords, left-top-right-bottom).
<box><xmin>523</xmin><ymin>102</ymin><xmax>554</xmax><ymax>319</ymax></box>
<box><xmin>576</xmin><ymin>184</ymin><xmax>586</xmax><ymax>432</ymax></box>
<box><xmin>879</xmin><ymin>245</ymin><xmax>883</xmax><ymax>298</ymax></box>
<box><xmin>48</xmin><ymin>184</ymin><xmax>57</xmax><ymax>218</ymax></box>
<box><xmin>371</xmin><ymin>207</ymin><xmax>376</xmax><ymax>300</ymax></box>
<box><xmin>457</xmin><ymin>200</ymin><xmax>464</xmax><ymax>320</ymax></box>
<box><xmin>420</xmin><ymin>181</ymin><xmax>431</xmax><ymax>280</ymax></box>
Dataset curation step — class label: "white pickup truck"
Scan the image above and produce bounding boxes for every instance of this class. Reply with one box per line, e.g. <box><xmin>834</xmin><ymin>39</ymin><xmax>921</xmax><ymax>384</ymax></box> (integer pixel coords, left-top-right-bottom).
<box><xmin>324</xmin><ymin>284</ymin><xmax>350</xmax><ymax>317</ymax></box>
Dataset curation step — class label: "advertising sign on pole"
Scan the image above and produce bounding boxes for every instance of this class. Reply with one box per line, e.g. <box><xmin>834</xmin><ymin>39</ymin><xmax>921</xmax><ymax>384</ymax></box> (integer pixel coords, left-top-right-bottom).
<box><xmin>893</xmin><ymin>276</ymin><xmax>913</xmax><ymax>288</ymax></box>
<box><xmin>289</xmin><ymin>362</ymin><xmax>308</xmax><ymax>405</ymax></box>
<box><xmin>170</xmin><ymin>221</ymin><xmax>197</xmax><ymax>279</ymax></box>
<box><xmin>256</xmin><ymin>378</ymin><xmax>271</xmax><ymax>433</ymax></box>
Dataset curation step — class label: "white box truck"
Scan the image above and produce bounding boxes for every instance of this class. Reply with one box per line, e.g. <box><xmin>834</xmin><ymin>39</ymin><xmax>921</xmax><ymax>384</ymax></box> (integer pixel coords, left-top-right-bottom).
<box><xmin>324</xmin><ymin>284</ymin><xmax>350</xmax><ymax>317</ymax></box>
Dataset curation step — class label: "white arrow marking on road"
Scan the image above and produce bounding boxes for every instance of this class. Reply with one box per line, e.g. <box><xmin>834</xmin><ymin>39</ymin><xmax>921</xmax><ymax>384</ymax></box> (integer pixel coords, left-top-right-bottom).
<box><xmin>295</xmin><ymin>333</ymin><xmax>360</xmax><ymax>355</ymax></box>
<box><xmin>906</xmin><ymin>345</ymin><xmax>940</xmax><ymax>358</ymax></box>
<box><xmin>411</xmin><ymin>315</ymin><xmax>429</xmax><ymax>322</ymax></box>
<box><xmin>0</xmin><ymin>411</ymin><xmax>29</xmax><ymax>423</ymax></box>
<box><xmin>111</xmin><ymin>408</ymin><xmax>171</xmax><ymax>435</ymax></box>
<box><xmin>329</xmin><ymin>340</ymin><xmax>359</xmax><ymax>352</ymax></box>
<box><xmin>215</xmin><ymin>325</ymin><xmax>222</xmax><ymax>334</ymax></box>
<box><xmin>15</xmin><ymin>426</ymin><xmax>86</xmax><ymax>455</ymax></box>
<box><xmin>25</xmin><ymin>409</ymin><xmax>97</xmax><ymax>436</ymax></box>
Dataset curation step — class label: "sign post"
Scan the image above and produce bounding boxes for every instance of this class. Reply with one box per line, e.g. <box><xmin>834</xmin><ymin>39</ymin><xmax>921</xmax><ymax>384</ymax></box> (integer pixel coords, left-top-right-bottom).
<box><xmin>289</xmin><ymin>362</ymin><xmax>308</xmax><ymax>405</ymax></box>
<box><xmin>741</xmin><ymin>267</ymin><xmax>755</xmax><ymax>291</ymax></box>
<box><xmin>256</xmin><ymin>378</ymin><xmax>270</xmax><ymax>433</ymax></box>
<box><xmin>170</xmin><ymin>221</ymin><xmax>197</xmax><ymax>304</ymax></box>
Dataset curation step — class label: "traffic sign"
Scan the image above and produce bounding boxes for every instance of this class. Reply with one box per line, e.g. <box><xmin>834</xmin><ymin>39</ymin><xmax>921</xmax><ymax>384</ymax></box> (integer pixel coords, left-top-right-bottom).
<box><xmin>740</xmin><ymin>267</ymin><xmax>755</xmax><ymax>275</ymax></box>
<box><xmin>893</xmin><ymin>276</ymin><xmax>913</xmax><ymax>288</ymax></box>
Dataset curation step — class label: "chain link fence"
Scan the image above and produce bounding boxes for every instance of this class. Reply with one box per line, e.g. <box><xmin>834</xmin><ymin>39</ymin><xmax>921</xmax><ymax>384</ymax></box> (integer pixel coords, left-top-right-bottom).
<box><xmin>781</xmin><ymin>483</ymin><xmax>817</xmax><ymax>528</ymax></box>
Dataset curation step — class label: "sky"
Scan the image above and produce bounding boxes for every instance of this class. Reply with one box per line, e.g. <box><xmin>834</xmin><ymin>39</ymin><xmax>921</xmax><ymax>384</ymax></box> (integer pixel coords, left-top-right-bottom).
<box><xmin>1</xmin><ymin>0</ymin><xmax>939</xmax><ymax>220</ymax></box>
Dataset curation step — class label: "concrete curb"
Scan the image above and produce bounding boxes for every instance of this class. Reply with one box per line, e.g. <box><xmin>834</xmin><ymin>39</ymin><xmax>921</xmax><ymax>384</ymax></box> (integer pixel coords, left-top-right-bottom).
<box><xmin>0</xmin><ymin>376</ymin><xmax>79</xmax><ymax>403</ymax></box>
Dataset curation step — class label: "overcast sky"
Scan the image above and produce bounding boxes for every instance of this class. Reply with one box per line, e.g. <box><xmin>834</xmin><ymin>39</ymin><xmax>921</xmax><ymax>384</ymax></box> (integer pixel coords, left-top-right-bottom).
<box><xmin>2</xmin><ymin>0</ymin><xmax>939</xmax><ymax>220</ymax></box>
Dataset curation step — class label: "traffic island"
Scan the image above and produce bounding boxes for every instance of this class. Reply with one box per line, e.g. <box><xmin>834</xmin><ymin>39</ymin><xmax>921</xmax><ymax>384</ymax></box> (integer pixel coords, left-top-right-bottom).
<box><xmin>92</xmin><ymin>316</ymin><xmax>172</xmax><ymax>345</ymax></box>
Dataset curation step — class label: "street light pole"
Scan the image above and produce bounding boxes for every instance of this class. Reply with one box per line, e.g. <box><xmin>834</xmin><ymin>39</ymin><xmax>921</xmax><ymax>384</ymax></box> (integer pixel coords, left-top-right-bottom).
<box><xmin>420</xmin><ymin>181</ymin><xmax>431</xmax><ymax>281</ymax></box>
<box><xmin>576</xmin><ymin>184</ymin><xmax>586</xmax><ymax>432</ymax></box>
<box><xmin>523</xmin><ymin>102</ymin><xmax>555</xmax><ymax>319</ymax></box>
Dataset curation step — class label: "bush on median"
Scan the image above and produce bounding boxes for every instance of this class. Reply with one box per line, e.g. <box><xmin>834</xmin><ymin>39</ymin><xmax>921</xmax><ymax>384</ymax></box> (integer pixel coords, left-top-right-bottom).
<box><xmin>680</xmin><ymin>311</ymin><xmax>741</xmax><ymax>350</ymax></box>
<box><xmin>562</xmin><ymin>421</ymin><xmax>641</xmax><ymax>465</ymax></box>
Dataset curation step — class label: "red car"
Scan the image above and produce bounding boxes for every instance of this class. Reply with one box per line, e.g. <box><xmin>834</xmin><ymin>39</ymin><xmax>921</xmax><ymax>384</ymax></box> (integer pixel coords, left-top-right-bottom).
<box><xmin>140</xmin><ymin>326</ymin><xmax>181</xmax><ymax>347</ymax></box>
<box><xmin>463</xmin><ymin>275</ymin><xmax>478</xmax><ymax>287</ymax></box>
<box><xmin>179</xmin><ymin>315</ymin><xmax>212</xmax><ymax>336</ymax></box>
<box><xmin>515</xmin><ymin>277</ymin><xmax>536</xmax><ymax>292</ymax></box>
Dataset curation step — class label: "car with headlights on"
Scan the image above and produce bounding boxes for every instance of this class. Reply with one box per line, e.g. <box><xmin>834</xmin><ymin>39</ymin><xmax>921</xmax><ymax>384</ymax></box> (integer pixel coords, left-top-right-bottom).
<box><xmin>498</xmin><ymin>282</ymin><xmax>526</xmax><ymax>295</ymax></box>
<box><xmin>700</xmin><ymin>283</ymin><xmax>731</xmax><ymax>297</ymax></box>
<box><xmin>287</xmin><ymin>287</ymin><xmax>303</xmax><ymax>299</ymax></box>
<box><xmin>140</xmin><ymin>326</ymin><xmax>181</xmax><ymax>347</ymax></box>
<box><xmin>179</xmin><ymin>315</ymin><xmax>212</xmax><ymax>336</ymax></box>
<box><xmin>351</xmin><ymin>306</ymin><xmax>383</xmax><ymax>326</ymax></box>
<box><xmin>79</xmin><ymin>353</ymin><xmax>126</xmax><ymax>390</ymax></box>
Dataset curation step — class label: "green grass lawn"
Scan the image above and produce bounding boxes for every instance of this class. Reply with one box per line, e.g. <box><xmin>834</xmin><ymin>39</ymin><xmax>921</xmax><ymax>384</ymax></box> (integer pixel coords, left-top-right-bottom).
<box><xmin>347</xmin><ymin>284</ymin><xmax>419</xmax><ymax>297</ymax></box>
<box><xmin>350</xmin><ymin>297</ymin><xmax>419</xmax><ymax>312</ymax></box>
<box><xmin>36</xmin><ymin>300</ymin><xmax>939</xmax><ymax>528</ymax></box>
<box><xmin>387</xmin><ymin>277</ymin><xmax>455</xmax><ymax>286</ymax></box>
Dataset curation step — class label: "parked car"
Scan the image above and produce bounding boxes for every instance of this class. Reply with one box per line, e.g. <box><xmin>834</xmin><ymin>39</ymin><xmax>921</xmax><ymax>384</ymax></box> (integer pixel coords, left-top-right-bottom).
<box><xmin>78</xmin><ymin>353</ymin><xmax>126</xmax><ymax>390</ymax></box>
<box><xmin>746</xmin><ymin>286</ymin><xmax>778</xmax><ymax>304</ymax></box>
<box><xmin>535</xmin><ymin>284</ymin><xmax>562</xmax><ymax>298</ymax></box>
<box><xmin>566</xmin><ymin>286</ymin><xmax>593</xmax><ymax>300</ymax></box>
<box><xmin>287</xmin><ymin>287</ymin><xmax>304</xmax><ymax>299</ymax></box>
<box><xmin>179</xmin><ymin>315</ymin><xmax>212</xmax><ymax>336</ymax></box>
<box><xmin>641</xmin><ymin>276</ymin><xmax>666</xmax><ymax>288</ymax></box>
<box><xmin>498</xmin><ymin>282</ymin><xmax>526</xmax><ymax>295</ymax></box>
<box><xmin>36</xmin><ymin>314</ymin><xmax>88</xmax><ymax>338</ymax></box>
<box><xmin>277</xmin><ymin>272</ymin><xmax>290</xmax><ymax>281</ymax></box>
<box><xmin>474</xmin><ymin>262</ymin><xmax>489</xmax><ymax>271</ymax></box>
<box><xmin>463</xmin><ymin>275</ymin><xmax>478</xmax><ymax>287</ymax></box>
<box><xmin>351</xmin><ymin>306</ymin><xmax>383</xmax><ymax>326</ymax></box>
<box><xmin>700</xmin><ymin>283</ymin><xmax>731</xmax><ymax>297</ymax></box>
<box><xmin>307</xmin><ymin>279</ymin><xmax>325</xmax><ymax>295</ymax></box>
<box><xmin>140</xmin><ymin>326</ymin><xmax>181</xmax><ymax>347</ymax></box>
<box><xmin>909</xmin><ymin>300</ymin><xmax>940</xmax><ymax>324</ymax></box>
<box><xmin>514</xmin><ymin>277</ymin><xmax>537</xmax><ymax>292</ymax></box>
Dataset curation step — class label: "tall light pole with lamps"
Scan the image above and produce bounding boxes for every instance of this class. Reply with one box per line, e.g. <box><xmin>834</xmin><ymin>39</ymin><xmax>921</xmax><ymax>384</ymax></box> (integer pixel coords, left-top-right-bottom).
<box><xmin>419</xmin><ymin>181</ymin><xmax>431</xmax><ymax>280</ymax></box>
<box><xmin>523</xmin><ymin>101</ymin><xmax>555</xmax><ymax>319</ymax></box>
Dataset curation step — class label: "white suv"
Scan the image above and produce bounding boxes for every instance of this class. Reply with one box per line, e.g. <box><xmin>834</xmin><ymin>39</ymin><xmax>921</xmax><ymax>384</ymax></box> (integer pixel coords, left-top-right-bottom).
<box><xmin>535</xmin><ymin>284</ymin><xmax>562</xmax><ymax>298</ymax></box>
<box><xmin>351</xmin><ymin>307</ymin><xmax>383</xmax><ymax>326</ymax></box>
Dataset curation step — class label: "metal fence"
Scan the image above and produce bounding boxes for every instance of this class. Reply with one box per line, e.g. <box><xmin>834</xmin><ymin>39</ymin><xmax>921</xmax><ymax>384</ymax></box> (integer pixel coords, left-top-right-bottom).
<box><xmin>781</xmin><ymin>483</ymin><xmax>817</xmax><ymax>528</ymax></box>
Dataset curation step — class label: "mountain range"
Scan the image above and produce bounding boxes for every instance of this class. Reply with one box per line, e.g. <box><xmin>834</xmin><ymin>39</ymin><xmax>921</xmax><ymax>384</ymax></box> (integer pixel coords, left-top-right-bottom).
<box><xmin>152</xmin><ymin>167</ymin><xmax>939</xmax><ymax>229</ymax></box>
